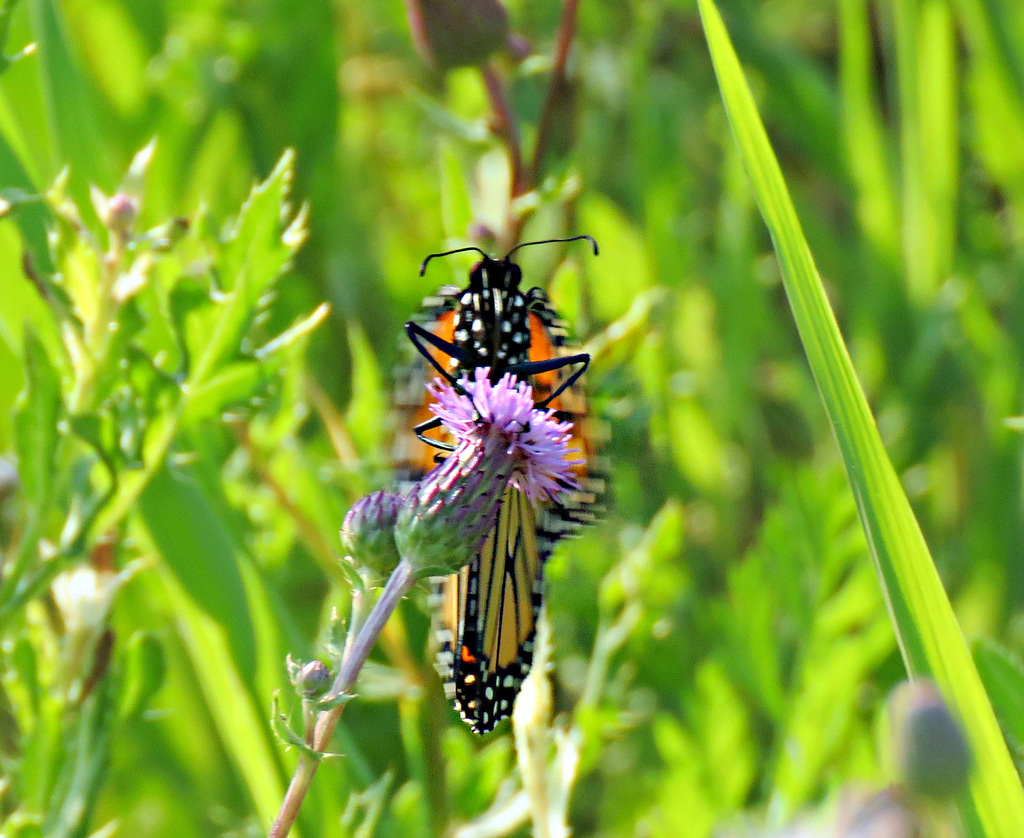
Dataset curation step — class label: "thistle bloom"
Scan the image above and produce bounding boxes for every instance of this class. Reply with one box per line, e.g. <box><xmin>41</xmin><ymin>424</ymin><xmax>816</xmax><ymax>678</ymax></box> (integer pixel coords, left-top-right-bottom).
<box><xmin>395</xmin><ymin>368</ymin><xmax>580</xmax><ymax>577</ymax></box>
<box><xmin>427</xmin><ymin>368</ymin><xmax>580</xmax><ymax>503</ymax></box>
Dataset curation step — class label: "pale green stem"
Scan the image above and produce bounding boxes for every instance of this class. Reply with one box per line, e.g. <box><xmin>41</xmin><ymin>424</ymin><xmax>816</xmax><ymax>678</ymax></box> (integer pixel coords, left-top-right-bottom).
<box><xmin>267</xmin><ymin>558</ymin><xmax>419</xmax><ymax>838</ymax></box>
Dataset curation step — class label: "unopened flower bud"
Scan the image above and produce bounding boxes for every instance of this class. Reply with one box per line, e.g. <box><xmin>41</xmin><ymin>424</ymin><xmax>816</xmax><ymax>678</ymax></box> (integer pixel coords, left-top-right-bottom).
<box><xmin>106</xmin><ymin>193</ymin><xmax>138</xmax><ymax>240</ymax></box>
<box><xmin>297</xmin><ymin>660</ymin><xmax>331</xmax><ymax>698</ymax></box>
<box><xmin>505</xmin><ymin>33</ymin><xmax>531</xmax><ymax>62</ymax></box>
<box><xmin>404</xmin><ymin>0</ymin><xmax>509</xmax><ymax>71</ymax></box>
<box><xmin>341</xmin><ymin>490</ymin><xmax>403</xmax><ymax>582</ymax></box>
<box><xmin>891</xmin><ymin>680</ymin><xmax>971</xmax><ymax>801</ymax></box>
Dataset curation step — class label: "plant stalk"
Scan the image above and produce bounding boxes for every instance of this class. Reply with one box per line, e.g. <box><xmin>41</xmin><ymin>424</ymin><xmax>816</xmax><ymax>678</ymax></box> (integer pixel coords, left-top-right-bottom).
<box><xmin>267</xmin><ymin>558</ymin><xmax>419</xmax><ymax>838</ymax></box>
<box><xmin>504</xmin><ymin>0</ymin><xmax>582</xmax><ymax>247</ymax></box>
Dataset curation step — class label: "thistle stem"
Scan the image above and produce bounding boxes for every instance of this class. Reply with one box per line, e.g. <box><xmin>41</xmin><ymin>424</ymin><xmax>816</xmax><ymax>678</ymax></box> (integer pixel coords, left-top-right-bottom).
<box><xmin>267</xmin><ymin>558</ymin><xmax>419</xmax><ymax>838</ymax></box>
<box><xmin>483</xmin><ymin>64</ymin><xmax>525</xmax><ymax>199</ymax></box>
<box><xmin>530</xmin><ymin>0</ymin><xmax>580</xmax><ymax>184</ymax></box>
<box><xmin>505</xmin><ymin>0</ymin><xmax>582</xmax><ymax>247</ymax></box>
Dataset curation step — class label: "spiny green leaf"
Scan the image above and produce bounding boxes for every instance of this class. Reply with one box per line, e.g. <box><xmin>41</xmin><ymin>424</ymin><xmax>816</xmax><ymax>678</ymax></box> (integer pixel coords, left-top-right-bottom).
<box><xmin>190</xmin><ymin>150</ymin><xmax>307</xmax><ymax>384</ymax></box>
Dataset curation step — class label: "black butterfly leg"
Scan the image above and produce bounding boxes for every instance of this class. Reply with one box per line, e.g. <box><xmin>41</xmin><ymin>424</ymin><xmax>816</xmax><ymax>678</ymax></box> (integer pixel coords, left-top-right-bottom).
<box><xmin>506</xmin><ymin>352</ymin><xmax>590</xmax><ymax>407</ymax></box>
<box><xmin>405</xmin><ymin>321</ymin><xmax>468</xmax><ymax>387</ymax></box>
<box><xmin>414</xmin><ymin>415</ymin><xmax>456</xmax><ymax>452</ymax></box>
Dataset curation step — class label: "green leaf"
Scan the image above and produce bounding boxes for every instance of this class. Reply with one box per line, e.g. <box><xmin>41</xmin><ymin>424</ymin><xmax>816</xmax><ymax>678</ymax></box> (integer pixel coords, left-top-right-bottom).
<box><xmin>439</xmin><ymin>140</ymin><xmax>473</xmax><ymax>240</ymax></box>
<box><xmin>697</xmin><ymin>1</ymin><xmax>1024</xmax><ymax>833</ymax></box>
<box><xmin>151</xmin><ymin>564</ymin><xmax>290</xmax><ymax>832</ymax></box>
<box><xmin>191</xmin><ymin>150</ymin><xmax>307</xmax><ymax>385</ymax></box>
<box><xmin>578</xmin><ymin>193</ymin><xmax>653</xmax><ymax>323</ymax></box>
<box><xmin>12</xmin><ymin>328</ymin><xmax>60</xmax><ymax>505</ymax></box>
<box><xmin>0</xmin><ymin>131</ymin><xmax>53</xmax><ymax>272</ymax></box>
<box><xmin>254</xmin><ymin>302</ymin><xmax>331</xmax><ymax>361</ymax></box>
<box><xmin>838</xmin><ymin>0</ymin><xmax>899</xmax><ymax>262</ymax></box>
<box><xmin>137</xmin><ymin>462</ymin><xmax>256</xmax><ymax>682</ymax></box>
<box><xmin>892</xmin><ymin>0</ymin><xmax>958</xmax><ymax>301</ymax></box>
<box><xmin>67</xmin><ymin>412</ymin><xmax>118</xmax><ymax>486</ymax></box>
<box><xmin>11</xmin><ymin>636</ymin><xmax>40</xmax><ymax>714</ymax></box>
<box><xmin>974</xmin><ymin>639</ymin><xmax>1024</xmax><ymax>755</ymax></box>
<box><xmin>4</xmin><ymin>328</ymin><xmax>62</xmax><ymax>608</ymax></box>
<box><xmin>118</xmin><ymin>631</ymin><xmax>166</xmax><ymax>720</ymax></box>
<box><xmin>344</xmin><ymin>321</ymin><xmax>386</xmax><ymax>455</ymax></box>
<box><xmin>28</xmin><ymin>0</ymin><xmax>108</xmax><ymax>196</ymax></box>
<box><xmin>180</xmin><ymin>361</ymin><xmax>268</xmax><ymax>426</ymax></box>
<box><xmin>42</xmin><ymin>689</ymin><xmax>114</xmax><ymax>838</ymax></box>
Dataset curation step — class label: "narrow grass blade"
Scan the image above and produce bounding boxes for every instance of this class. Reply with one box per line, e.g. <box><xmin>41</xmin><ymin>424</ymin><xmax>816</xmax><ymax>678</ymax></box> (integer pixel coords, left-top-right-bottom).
<box><xmin>152</xmin><ymin>565</ymin><xmax>291</xmax><ymax>833</ymax></box>
<box><xmin>837</xmin><ymin>0</ymin><xmax>899</xmax><ymax>264</ymax></box>
<box><xmin>28</xmin><ymin>0</ymin><xmax>108</xmax><ymax>193</ymax></box>
<box><xmin>138</xmin><ymin>462</ymin><xmax>257</xmax><ymax>682</ymax></box>
<box><xmin>893</xmin><ymin>0</ymin><xmax>958</xmax><ymax>301</ymax></box>
<box><xmin>697</xmin><ymin>1</ymin><xmax>1024</xmax><ymax>833</ymax></box>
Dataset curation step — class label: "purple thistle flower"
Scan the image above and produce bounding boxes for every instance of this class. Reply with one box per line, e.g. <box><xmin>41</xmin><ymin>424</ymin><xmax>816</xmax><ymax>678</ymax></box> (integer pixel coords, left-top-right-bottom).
<box><xmin>395</xmin><ymin>368</ymin><xmax>581</xmax><ymax>576</ymax></box>
<box><xmin>427</xmin><ymin>367</ymin><xmax>581</xmax><ymax>503</ymax></box>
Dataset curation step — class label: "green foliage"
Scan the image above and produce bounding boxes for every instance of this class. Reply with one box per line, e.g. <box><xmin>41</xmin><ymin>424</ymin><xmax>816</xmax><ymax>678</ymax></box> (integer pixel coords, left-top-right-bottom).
<box><xmin>0</xmin><ymin>0</ymin><xmax>1023</xmax><ymax>836</ymax></box>
<box><xmin>699</xmin><ymin>0</ymin><xmax>1024</xmax><ymax>832</ymax></box>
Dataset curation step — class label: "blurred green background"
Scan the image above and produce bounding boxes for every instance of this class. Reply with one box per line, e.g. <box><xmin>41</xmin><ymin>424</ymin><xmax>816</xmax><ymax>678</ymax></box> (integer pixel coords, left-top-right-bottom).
<box><xmin>1</xmin><ymin>0</ymin><xmax>1024</xmax><ymax>835</ymax></box>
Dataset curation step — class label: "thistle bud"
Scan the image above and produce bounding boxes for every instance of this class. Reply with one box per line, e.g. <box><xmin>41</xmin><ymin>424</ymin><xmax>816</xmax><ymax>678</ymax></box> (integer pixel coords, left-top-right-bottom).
<box><xmin>105</xmin><ymin>193</ymin><xmax>138</xmax><ymax>240</ymax></box>
<box><xmin>891</xmin><ymin>680</ymin><xmax>971</xmax><ymax>801</ymax></box>
<box><xmin>404</xmin><ymin>0</ymin><xmax>509</xmax><ymax>71</ymax></box>
<box><xmin>341</xmin><ymin>489</ymin><xmax>403</xmax><ymax>583</ymax></box>
<box><xmin>297</xmin><ymin>660</ymin><xmax>331</xmax><ymax>698</ymax></box>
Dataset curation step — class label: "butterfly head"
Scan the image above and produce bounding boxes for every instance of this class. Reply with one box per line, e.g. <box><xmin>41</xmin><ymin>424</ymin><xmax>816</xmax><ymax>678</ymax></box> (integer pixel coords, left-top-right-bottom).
<box><xmin>466</xmin><ymin>254</ymin><xmax>522</xmax><ymax>294</ymax></box>
<box><xmin>418</xmin><ymin>236</ymin><xmax>598</xmax><ymax>380</ymax></box>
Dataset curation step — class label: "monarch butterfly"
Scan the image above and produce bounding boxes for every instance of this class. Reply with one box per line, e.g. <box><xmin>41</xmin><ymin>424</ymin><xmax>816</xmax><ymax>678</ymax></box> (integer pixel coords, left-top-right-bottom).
<box><xmin>393</xmin><ymin>236</ymin><xmax>605</xmax><ymax>733</ymax></box>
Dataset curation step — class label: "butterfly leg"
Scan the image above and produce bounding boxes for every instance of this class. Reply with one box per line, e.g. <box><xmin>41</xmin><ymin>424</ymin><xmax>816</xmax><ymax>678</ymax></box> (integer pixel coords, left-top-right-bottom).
<box><xmin>406</xmin><ymin>321</ymin><xmax>494</xmax><ymax>422</ymax></box>
<box><xmin>414</xmin><ymin>415</ymin><xmax>456</xmax><ymax>452</ymax></box>
<box><xmin>405</xmin><ymin>321</ymin><xmax>468</xmax><ymax>387</ymax></box>
<box><xmin>506</xmin><ymin>352</ymin><xmax>590</xmax><ymax>407</ymax></box>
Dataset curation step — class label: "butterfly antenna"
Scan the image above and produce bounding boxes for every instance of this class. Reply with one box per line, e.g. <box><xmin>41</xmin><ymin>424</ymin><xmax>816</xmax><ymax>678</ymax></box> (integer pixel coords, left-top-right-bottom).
<box><xmin>419</xmin><ymin>246</ymin><xmax>489</xmax><ymax>276</ymax></box>
<box><xmin>504</xmin><ymin>235</ymin><xmax>599</xmax><ymax>261</ymax></box>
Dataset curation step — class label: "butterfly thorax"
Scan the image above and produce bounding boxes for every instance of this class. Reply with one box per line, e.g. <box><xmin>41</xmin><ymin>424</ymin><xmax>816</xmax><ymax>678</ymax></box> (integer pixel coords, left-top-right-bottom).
<box><xmin>451</xmin><ymin>257</ymin><xmax>531</xmax><ymax>379</ymax></box>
